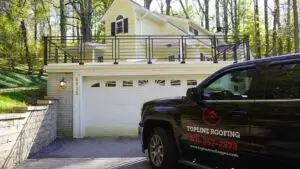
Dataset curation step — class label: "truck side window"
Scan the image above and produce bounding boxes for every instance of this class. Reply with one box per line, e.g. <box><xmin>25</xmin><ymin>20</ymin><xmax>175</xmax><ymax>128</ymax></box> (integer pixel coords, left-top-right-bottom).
<box><xmin>203</xmin><ymin>68</ymin><xmax>255</xmax><ymax>100</ymax></box>
<box><xmin>265</xmin><ymin>63</ymin><xmax>300</xmax><ymax>99</ymax></box>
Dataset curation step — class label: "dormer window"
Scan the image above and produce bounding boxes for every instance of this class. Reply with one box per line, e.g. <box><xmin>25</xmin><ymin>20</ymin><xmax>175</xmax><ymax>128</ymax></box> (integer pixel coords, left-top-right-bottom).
<box><xmin>189</xmin><ymin>26</ymin><xmax>198</xmax><ymax>35</ymax></box>
<box><xmin>111</xmin><ymin>15</ymin><xmax>128</xmax><ymax>36</ymax></box>
<box><xmin>116</xmin><ymin>15</ymin><xmax>124</xmax><ymax>34</ymax></box>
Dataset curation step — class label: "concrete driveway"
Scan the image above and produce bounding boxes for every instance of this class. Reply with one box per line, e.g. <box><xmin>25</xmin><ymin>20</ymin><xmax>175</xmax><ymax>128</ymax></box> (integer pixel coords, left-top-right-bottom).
<box><xmin>16</xmin><ymin>137</ymin><xmax>190</xmax><ymax>169</ymax></box>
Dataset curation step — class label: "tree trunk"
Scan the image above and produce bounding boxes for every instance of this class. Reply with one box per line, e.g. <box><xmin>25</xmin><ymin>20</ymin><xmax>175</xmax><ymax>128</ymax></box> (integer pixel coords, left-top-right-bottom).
<box><xmin>159</xmin><ymin>0</ymin><xmax>164</xmax><ymax>13</ymax></box>
<box><xmin>233</xmin><ymin>0</ymin><xmax>238</xmax><ymax>61</ymax></box>
<box><xmin>86</xmin><ymin>0</ymin><xmax>92</xmax><ymax>41</ymax></box>
<box><xmin>277</xmin><ymin>2</ymin><xmax>283</xmax><ymax>55</ymax></box>
<box><xmin>272</xmin><ymin>0</ymin><xmax>279</xmax><ymax>56</ymax></box>
<box><xmin>293</xmin><ymin>0</ymin><xmax>299</xmax><ymax>53</ymax></box>
<box><xmin>60</xmin><ymin>0</ymin><xmax>66</xmax><ymax>45</ymax></box>
<box><xmin>70</xmin><ymin>0</ymin><xmax>92</xmax><ymax>42</ymax></box>
<box><xmin>34</xmin><ymin>21</ymin><xmax>37</xmax><ymax>41</ymax></box>
<box><xmin>166</xmin><ymin>0</ymin><xmax>171</xmax><ymax>15</ymax></box>
<box><xmin>254</xmin><ymin>0</ymin><xmax>261</xmax><ymax>58</ymax></box>
<box><xmin>41</xmin><ymin>0</ymin><xmax>52</xmax><ymax>36</ymax></box>
<box><xmin>34</xmin><ymin>0</ymin><xmax>37</xmax><ymax>42</ymax></box>
<box><xmin>144</xmin><ymin>0</ymin><xmax>153</xmax><ymax>9</ymax></box>
<box><xmin>20</xmin><ymin>20</ymin><xmax>33</xmax><ymax>74</ymax></box>
<box><xmin>223</xmin><ymin>0</ymin><xmax>228</xmax><ymax>40</ymax></box>
<box><xmin>216</xmin><ymin>0</ymin><xmax>220</xmax><ymax>31</ymax></box>
<box><xmin>179</xmin><ymin>0</ymin><xmax>189</xmax><ymax>19</ymax></box>
<box><xmin>204</xmin><ymin>0</ymin><xmax>209</xmax><ymax>30</ymax></box>
<box><xmin>287</xmin><ymin>0</ymin><xmax>291</xmax><ymax>53</ymax></box>
<box><xmin>73</xmin><ymin>10</ymin><xmax>75</xmax><ymax>41</ymax></box>
<box><xmin>77</xmin><ymin>0</ymin><xmax>92</xmax><ymax>42</ymax></box>
<box><xmin>196</xmin><ymin>0</ymin><xmax>205</xmax><ymax>27</ymax></box>
<box><xmin>230</xmin><ymin>0</ymin><xmax>235</xmax><ymax>35</ymax></box>
<box><xmin>234</xmin><ymin>0</ymin><xmax>238</xmax><ymax>38</ymax></box>
<box><xmin>47</xmin><ymin>18</ymin><xmax>52</xmax><ymax>36</ymax></box>
<box><xmin>264</xmin><ymin>0</ymin><xmax>269</xmax><ymax>57</ymax></box>
<box><xmin>77</xmin><ymin>19</ymin><xmax>80</xmax><ymax>42</ymax></box>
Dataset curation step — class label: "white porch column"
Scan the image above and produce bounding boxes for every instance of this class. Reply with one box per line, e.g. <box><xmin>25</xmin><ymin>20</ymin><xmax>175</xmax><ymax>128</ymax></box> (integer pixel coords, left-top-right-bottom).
<box><xmin>73</xmin><ymin>72</ymin><xmax>84</xmax><ymax>138</ymax></box>
<box><xmin>92</xmin><ymin>48</ymin><xmax>95</xmax><ymax>63</ymax></box>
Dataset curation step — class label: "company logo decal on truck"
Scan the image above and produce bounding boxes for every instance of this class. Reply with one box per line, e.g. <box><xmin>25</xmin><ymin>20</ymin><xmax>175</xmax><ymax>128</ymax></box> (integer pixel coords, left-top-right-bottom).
<box><xmin>185</xmin><ymin>109</ymin><xmax>241</xmax><ymax>157</ymax></box>
<box><xmin>186</xmin><ymin>126</ymin><xmax>240</xmax><ymax>139</ymax></box>
<box><xmin>202</xmin><ymin>108</ymin><xmax>222</xmax><ymax>126</ymax></box>
<box><xmin>188</xmin><ymin>135</ymin><xmax>238</xmax><ymax>152</ymax></box>
<box><xmin>186</xmin><ymin>127</ymin><xmax>240</xmax><ymax>157</ymax></box>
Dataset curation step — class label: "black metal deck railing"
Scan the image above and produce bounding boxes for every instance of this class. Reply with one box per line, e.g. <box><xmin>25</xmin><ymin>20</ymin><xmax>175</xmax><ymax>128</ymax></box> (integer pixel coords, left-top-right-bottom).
<box><xmin>43</xmin><ymin>35</ymin><xmax>251</xmax><ymax>65</ymax></box>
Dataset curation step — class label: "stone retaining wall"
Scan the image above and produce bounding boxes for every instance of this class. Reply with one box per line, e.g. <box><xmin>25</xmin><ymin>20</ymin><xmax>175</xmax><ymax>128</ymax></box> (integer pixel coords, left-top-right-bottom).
<box><xmin>0</xmin><ymin>100</ymin><xmax>58</xmax><ymax>169</ymax></box>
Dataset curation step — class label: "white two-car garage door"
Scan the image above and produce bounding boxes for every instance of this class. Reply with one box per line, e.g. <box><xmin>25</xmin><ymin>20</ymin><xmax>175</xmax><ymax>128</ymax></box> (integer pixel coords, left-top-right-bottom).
<box><xmin>82</xmin><ymin>75</ymin><xmax>202</xmax><ymax>137</ymax></box>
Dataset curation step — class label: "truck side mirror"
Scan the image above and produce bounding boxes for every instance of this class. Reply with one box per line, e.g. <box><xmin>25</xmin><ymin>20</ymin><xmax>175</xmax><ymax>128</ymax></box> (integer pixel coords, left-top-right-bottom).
<box><xmin>186</xmin><ymin>87</ymin><xmax>200</xmax><ymax>99</ymax></box>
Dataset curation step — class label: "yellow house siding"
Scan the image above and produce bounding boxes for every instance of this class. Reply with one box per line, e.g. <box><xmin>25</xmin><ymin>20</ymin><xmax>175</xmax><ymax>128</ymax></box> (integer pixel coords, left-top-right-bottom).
<box><xmin>104</xmin><ymin>0</ymin><xmax>136</xmax><ymax>36</ymax></box>
<box><xmin>140</xmin><ymin>18</ymin><xmax>165</xmax><ymax>35</ymax></box>
<box><xmin>98</xmin><ymin>0</ymin><xmax>213</xmax><ymax>61</ymax></box>
<box><xmin>169</xmin><ymin>20</ymin><xmax>188</xmax><ymax>33</ymax></box>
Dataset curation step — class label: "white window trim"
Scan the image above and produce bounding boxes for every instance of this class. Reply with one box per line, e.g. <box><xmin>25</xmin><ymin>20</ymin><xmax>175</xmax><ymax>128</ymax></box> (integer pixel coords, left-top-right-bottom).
<box><xmin>116</xmin><ymin>19</ymin><xmax>124</xmax><ymax>34</ymax></box>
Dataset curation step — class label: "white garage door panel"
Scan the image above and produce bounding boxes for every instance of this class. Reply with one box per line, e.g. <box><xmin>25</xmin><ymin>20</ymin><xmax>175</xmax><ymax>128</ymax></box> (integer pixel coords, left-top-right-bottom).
<box><xmin>83</xmin><ymin>75</ymin><xmax>201</xmax><ymax>137</ymax></box>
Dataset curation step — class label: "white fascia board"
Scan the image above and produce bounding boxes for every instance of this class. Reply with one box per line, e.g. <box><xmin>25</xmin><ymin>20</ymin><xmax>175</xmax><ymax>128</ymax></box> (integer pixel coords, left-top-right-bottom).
<box><xmin>136</xmin><ymin>8</ymin><xmax>167</xmax><ymax>24</ymax></box>
<box><xmin>44</xmin><ymin>62</ymin><xmax>232</xmax><ymax>76</ymax></box>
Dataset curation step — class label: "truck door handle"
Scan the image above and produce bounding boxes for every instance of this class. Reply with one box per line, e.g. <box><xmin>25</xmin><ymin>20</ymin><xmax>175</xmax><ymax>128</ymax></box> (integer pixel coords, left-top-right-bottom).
<box><xmin>232</xmin><ymin>111</ymin><xmax>247</xmax><ymax>116</ymax></box>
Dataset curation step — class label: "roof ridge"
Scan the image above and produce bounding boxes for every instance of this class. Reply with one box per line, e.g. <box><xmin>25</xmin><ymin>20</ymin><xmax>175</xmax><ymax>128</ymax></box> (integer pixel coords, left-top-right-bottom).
<box><xmin>129</xmin><ymin>0</ymin><xmax>144</xmax><ymax>8</ymax></box>
<box><xmin>153</xmin><ymin>11</ymin><xmax>189</xmax><ymax>21</ymax></box>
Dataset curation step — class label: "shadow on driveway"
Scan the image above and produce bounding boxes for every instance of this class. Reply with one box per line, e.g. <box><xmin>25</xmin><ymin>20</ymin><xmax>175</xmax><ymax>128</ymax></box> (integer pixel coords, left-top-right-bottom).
<box><xmin>17</xmin><ymin>137</ymin><xmax>190</xmax><ymax>169</ymax></box>
<box><xmin>16</xmin><ymin>137</ymin><xmax>150</xmax><ymax>169</ymax></box>
<box><xmin>31</xmin><ymin>137</ymin><xmax>145</xmax><ymax>159</ymax></box>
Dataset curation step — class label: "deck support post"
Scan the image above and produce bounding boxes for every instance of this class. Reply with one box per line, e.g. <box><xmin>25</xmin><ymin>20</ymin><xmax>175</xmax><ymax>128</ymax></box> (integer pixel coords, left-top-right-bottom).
<box><xmin>181</xmin><ymin>36</ymin><xmax>185</xmax><ymax>64</ymax></box>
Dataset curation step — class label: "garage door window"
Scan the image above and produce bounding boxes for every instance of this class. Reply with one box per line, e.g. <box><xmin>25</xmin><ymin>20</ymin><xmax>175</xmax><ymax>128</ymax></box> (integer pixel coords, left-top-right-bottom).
<box><xmin>171</xmin><ymin>80</ymin><xmax>181</xmax><ymax>86</ymax></box>
<box><xmin>106</xmin><ymin>81</ymin><xmax>116</xmax><ymax>87</ymax></box>
<box><xmin>155</xmin><ymin>80</ymin><xmax>165</xmax><ymax>86</ymax></box>
<box><xmin>187</xmin><ymin>80</ymin><xmax>197</xmax><ymax>86</ymax></box>
<box><xmin>138</xmin><ymin>80</ymin><xmax>149</xmax><ymax>86</ymax></box>
<box><xmin>91</xmin><ymin>83</ymin><xmax>100</xmax><ymax>87</ymax></box>
<box><xmin>123</xmin><ymin>80</ymin><xmax>133</xmax><ymax>87</ymax></box>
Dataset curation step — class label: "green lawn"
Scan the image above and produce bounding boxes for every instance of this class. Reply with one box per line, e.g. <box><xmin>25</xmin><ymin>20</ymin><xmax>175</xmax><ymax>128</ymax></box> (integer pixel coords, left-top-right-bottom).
<box><xmin>0</xmin><ymin>70</ymin><xmax>47</xmax><ymax>89</ymax></box>
<box><xmin>0</xmin><ymin>69</ymin><xmax>48</xmax><ymax>114</ymax></box>
<box><xmin>0</xmin><ymin>94</ymin><xmax>27</xmax><ymax>113</ymax></box>
<box><xmin>0</xmin><ymin>87</ymin><xmax>47</xmax><ymax>114</ymax></box>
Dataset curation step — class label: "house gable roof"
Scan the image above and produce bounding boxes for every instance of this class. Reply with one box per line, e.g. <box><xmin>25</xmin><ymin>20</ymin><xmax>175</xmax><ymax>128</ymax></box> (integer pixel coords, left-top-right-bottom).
<box><xmin>153</xmin><ymin>12</ymin><xmax>213</xmax><ymax>36</ymax></box>
<box><xmin>101</xmin><ymin>0</ymin><xmax>135</xmax><ymax>22</ymax></box>
<box><xmin>101</xmin><ymin>0</ymin><xmax>211</xmax><ymax>36</ymax></box>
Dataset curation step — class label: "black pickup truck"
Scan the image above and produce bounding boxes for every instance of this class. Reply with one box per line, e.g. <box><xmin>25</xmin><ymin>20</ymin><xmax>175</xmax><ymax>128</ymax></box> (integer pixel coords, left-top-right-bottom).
<box><xmin>138</xmin><ymin>54</ymin><xmax>300</xmax><ymax>169</ymax></box>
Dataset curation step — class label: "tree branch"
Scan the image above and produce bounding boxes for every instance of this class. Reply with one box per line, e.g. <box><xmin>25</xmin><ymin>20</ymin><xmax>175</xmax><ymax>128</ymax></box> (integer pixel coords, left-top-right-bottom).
<box><xmin>196</xmin><ymin>0</ymin><xmax>205</xmax><ymax>14</ymax></box>
<box><xmin>66</xmin><ymin>23</ymin><xmax>80</xmax><ymax>28</ymax></box>
<box><xmin>64</xmin><ymin>15</ymin><xmax>81</xmax><ymax>20</ymax></box>
<box><xmin>179</xmin><ymin>0</ymin><xmax>189</xmax><ymax>19</ymax></box>
<box><xmin>69</xmin><ymin>0</ymin><xmax>82</xmax><ymax>16</ymax></box>
<box><xmin>44</xmin><ymin>0</ymin><xmax>59</xmax><ymax>8</ymax></box>
<box><xmin>267</xmin><ymin>5</ymin><xmax>275</xmax><ymax>16</ymax></box>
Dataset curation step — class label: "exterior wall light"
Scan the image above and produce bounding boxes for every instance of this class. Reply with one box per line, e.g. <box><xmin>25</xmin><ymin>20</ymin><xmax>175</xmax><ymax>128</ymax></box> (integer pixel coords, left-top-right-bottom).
<box><xmin>60</xmin><ymin>77</ymin><xmax>66</xmax><ymax>88</ymax></box>
<box><xmin>166</xmin><ymin>44</ymin><xmax>172</xmax><ymax>48</ymax></box>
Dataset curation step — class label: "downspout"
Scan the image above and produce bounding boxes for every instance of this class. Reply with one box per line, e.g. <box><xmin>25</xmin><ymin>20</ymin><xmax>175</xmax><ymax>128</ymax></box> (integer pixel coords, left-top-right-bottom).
<box><xmin>139</xmin><ymin>11</ymin><xmax>149</xmax><ymax>35</ymax></box>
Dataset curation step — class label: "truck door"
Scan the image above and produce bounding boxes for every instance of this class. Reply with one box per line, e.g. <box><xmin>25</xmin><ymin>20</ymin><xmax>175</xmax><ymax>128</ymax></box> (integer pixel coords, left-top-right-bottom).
<box><xmin>180</xmin><ymin>65</ymin><xmax>259</xmax><ymax>168</ymax></box>
<box><xmin>249</xmin><ymin>61</ymin><xmax>300</xmax><ymax>168</ymax></box>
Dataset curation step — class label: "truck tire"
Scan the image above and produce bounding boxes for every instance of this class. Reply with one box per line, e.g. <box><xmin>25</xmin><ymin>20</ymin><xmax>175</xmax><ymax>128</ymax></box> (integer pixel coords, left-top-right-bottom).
<box><xmin>147</xmin><ymin>127</ymin><xmax>179</xmax><ymax>169</ymax></box>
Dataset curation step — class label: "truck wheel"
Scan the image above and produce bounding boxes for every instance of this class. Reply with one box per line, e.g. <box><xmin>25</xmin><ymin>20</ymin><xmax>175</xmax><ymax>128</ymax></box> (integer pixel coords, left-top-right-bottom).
<box><xmin>148</xmin><ymin>127</ymin><xmax>178</xmax><ymax>169</ymax></box>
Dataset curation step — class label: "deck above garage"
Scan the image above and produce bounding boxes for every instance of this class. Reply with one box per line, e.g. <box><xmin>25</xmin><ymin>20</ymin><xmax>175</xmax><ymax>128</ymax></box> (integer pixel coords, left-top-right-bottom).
<box><xmin>43</xmin><ymin>35</ymin><xmax>251</xmax><ymax>66</ymax></box>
